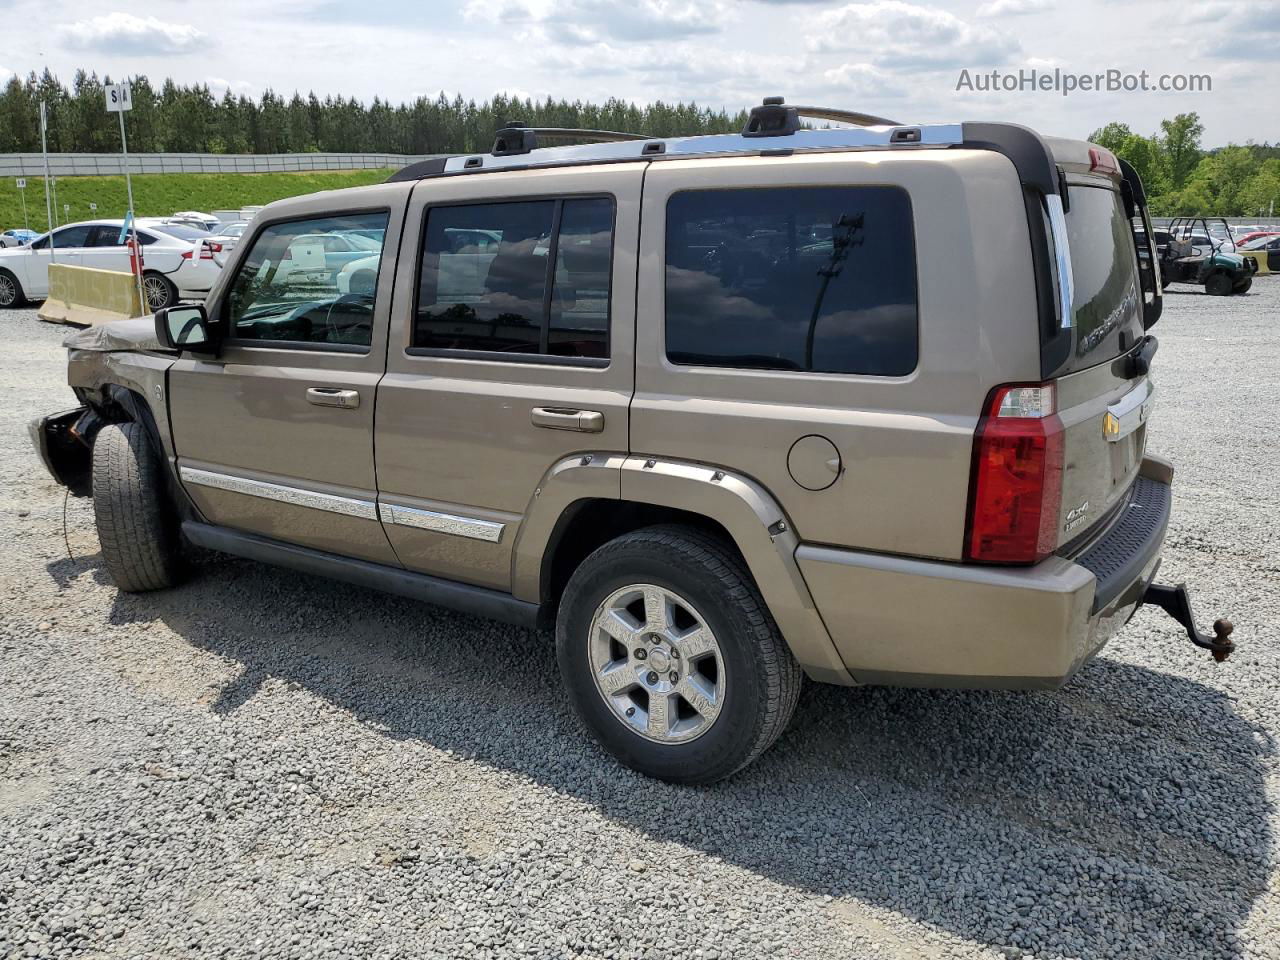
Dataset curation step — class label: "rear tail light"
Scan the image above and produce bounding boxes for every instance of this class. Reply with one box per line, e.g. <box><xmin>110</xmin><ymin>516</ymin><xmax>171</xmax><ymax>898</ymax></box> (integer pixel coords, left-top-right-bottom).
<box><xmin>180</xmin><ymin>242</ymin><xmax>221</xmax><ymax>261</ymax></box>
<box><xmin>964</xmin><ymin>383</ymin><xmax>1064</xmax><ymax>565</ymax></box>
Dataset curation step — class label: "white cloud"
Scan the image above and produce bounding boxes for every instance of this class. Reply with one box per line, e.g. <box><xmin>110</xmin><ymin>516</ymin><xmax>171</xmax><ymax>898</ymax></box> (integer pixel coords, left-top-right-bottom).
<box><xmin>976</xmin><ymin>0</ymin><xmax>1051</xmax><ymax>16</ymax></box>
<box><xmin>59</xmin><ymin>12</ymin><xmax>206</xmax><ymax>55</ymax></box>
<box><xmin>808</xmin><ymin>2</ymin><xmax>1019</xmax><ymax>70</ymax></box>
<box><xmin>206</xmin><ymin>76</ymin><xmax>254</xmax><ymax>97</ymax></box>
<box><xmin>465</xmin><ymin>0</ymin><xmax>730</xmax><ymax>42</ymax></box>
<box><xmin>0</xmin><ymin>65</ymin><xmax>13</xmax><ymax>86</ymax></box>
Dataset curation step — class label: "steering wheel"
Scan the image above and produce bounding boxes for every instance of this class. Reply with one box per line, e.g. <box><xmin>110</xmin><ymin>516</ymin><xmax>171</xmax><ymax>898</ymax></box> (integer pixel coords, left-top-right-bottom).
<box><xmin>323</xmin><ymin>293</ymin><xmax>374</xmax><ymax>341</ymax></box>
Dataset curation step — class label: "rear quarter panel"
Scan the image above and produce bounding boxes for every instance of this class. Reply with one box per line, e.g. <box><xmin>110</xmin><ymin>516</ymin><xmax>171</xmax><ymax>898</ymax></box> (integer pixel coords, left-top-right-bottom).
<box><xmin>633</xmin><ymin>150</ymin><xmax>1041</xmax><ymax>561</ymax></box>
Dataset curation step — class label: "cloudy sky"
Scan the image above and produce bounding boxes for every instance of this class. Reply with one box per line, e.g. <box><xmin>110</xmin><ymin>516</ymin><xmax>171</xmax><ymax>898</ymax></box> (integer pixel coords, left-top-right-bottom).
<box><xmin>0</xmin><ymin>0</ymin><xmax>1274</xmax><ymax>146</ymax></box>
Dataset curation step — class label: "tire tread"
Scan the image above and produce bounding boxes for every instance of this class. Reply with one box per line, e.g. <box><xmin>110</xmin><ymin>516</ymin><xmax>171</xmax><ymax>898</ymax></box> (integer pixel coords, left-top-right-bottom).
<box><xmin>92</xmin><ymin>422</ymin><xmax>177</xmax><ymax>592</ymax></box>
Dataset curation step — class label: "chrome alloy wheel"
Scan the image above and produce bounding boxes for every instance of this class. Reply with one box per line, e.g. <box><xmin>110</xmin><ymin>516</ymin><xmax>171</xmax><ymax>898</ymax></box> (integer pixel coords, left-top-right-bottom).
<box><xmin>142</xmin><ymin>275</ymin><xmax>172</xmax><ymax>311</ymax></box>
<box><xmin>587</xmin><ymin>583</ymin><xmax>726</xmax><ymax>744</ymax></box>
<box><xmin>0</xmin><ymin>273</ymin><xmax>16</xmax><ymax>307</ymax></box>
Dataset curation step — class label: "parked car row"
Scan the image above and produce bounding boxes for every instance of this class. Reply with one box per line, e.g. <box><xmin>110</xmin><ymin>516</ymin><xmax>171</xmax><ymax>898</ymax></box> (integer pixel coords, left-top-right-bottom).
<box><xmin>0</xmin><ymin>209</ymin><xmax>257</xmax><ymax>311</ymax></box>
<box><xmin>0</xmin><ymin>219</ymin><xmax>224</xmax><ymax>310</ymax></box>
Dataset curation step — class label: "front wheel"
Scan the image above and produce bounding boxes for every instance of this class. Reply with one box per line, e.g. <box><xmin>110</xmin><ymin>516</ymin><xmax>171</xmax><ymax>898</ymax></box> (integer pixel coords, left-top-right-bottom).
<box><xmin>92</xmin><ymin>421</ymin><xmax>181</xmax><ymax>592</ymax></box>
<box><xmin>141</xmin><ymin>271</ymin><xmax>178</xmax><ymax>312</ymax></box>
<box><xmin>1205</xmin><ymin>272</ymin><xmax>1233</xmax><ymax>296</ymax></box>
<box><xmin>1233</xmin><ymin>277</ymin><xmax>1253</xmax><ymax>294</ymax></box>
<box><xmin>556</xmin><ymin>525</ymin><xmax>802</xmax><ymax>784</ymax></box>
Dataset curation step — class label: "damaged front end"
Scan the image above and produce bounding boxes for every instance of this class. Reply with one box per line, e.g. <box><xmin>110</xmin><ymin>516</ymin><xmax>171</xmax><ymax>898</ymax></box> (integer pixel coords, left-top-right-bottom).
<box><xmin>28</xmin><ymin>405</ymin><xmax>104</xmax><ymax>497</ymax></box>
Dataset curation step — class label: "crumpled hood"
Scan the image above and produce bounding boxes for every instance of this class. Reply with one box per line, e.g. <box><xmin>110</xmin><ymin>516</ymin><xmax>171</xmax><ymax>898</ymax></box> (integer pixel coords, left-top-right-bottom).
<box><xmin>61</xmin><ymin>315</ymin><xmax>169</xmax><ymax>353</ymax></box>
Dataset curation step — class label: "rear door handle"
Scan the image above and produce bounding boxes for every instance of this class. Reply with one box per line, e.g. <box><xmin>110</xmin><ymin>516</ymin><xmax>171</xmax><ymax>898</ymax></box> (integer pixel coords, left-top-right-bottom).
<box><xmin>306</xmin><ymin>387</ymin><xmax>360</xmax><ymax>409</ymax></box>
<box><xmin>531</xmin><ymin>407</ymin><xmax>604</xmax><ymax>433</ymax></box>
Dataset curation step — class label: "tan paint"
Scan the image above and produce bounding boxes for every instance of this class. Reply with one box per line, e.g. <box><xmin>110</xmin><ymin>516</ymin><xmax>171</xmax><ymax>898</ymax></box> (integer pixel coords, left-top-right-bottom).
<box><xmin>59</xmin><ymin>132</ymin><xmax>1175</xmax><ymax>692</ymax></box>
<box><xmin>166</xmin><ymin>181</ymin><xmax>409</xmax><ymax>565</ymax></box>
<box><xmin>632</xmin><ymin>150</ymin><xmax>1041</xmax><ymax>562</ymax></box>
<box><xmin>374</xmin><ymin>164</ymin><xmax>642</xmax><ymax>589</ymax></box>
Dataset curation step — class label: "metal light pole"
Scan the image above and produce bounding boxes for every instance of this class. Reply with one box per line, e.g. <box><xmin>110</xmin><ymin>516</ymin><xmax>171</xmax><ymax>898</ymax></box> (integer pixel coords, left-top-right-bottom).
<box><xmin>39</xmin><ymin>101</ymin><xmax>56</xmax><ymax>258</ymax></box>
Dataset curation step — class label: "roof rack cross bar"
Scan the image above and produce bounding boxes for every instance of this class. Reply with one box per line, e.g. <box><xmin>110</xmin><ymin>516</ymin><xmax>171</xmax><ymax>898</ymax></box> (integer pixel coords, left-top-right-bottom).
<box><xmin>742</xmin><ymin>98</ymin><xmax>902</xmax><ymax>138</ymax></box>
<box><xmin>492</xmin><ymin>124</ymin><xmax>650</xmax><ymax>157</ymax></box>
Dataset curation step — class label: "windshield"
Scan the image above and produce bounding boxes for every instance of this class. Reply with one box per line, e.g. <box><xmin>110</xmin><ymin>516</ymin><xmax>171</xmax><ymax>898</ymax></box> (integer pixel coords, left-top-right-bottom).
<box><xmin>1243</xmin><ymin>235</ymin><xmax>1276</xmax><ymax>250</ymax></box>
<box><xmin>1062</xmin><ymin>185</ymin><xmax>1145</xmax><ymax>372</ymax></box>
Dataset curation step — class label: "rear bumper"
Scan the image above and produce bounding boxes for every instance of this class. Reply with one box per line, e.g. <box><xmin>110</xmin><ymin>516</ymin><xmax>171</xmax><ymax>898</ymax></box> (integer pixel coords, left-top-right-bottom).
<box><xmin>798</xmin><ymin>457</ymin><xmax>1172</xmax><ymax>690</ymax></box>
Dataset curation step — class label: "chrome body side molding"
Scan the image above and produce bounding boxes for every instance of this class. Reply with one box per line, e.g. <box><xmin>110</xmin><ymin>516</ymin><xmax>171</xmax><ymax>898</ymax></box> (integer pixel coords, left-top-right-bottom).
<box><xmin>178</xmin><ymin>466</ymin><xmax>379</xmax><ymax>521</ymax></box>
<box><xmin>380</xmin><ymin>503</ymin><xmax>506</xmax><ymax>543</ymax></box>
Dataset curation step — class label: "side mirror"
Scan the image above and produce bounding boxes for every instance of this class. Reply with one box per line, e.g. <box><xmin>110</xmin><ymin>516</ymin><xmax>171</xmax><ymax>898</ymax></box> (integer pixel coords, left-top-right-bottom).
<box><xmin>155</xmin><ymin>304</ymin><xmax>219</xmax><ymax>354</ymax></box>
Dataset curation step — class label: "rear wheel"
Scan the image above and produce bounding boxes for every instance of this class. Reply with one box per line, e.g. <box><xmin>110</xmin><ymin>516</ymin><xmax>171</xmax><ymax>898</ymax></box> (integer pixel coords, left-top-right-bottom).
<box><xmin>92</xmin><ymin>422</ymin><xmax>181</xmax><ymax>592</ymax></box>
<box><xmin>556</xmin><ymin>525</ymin><xmax>802</xmax><ymax>784</ymax></box>
<box><xmin>1233</xmin><ymin>277</ymin><xmax>1253</xmax><ymax>294</ymax></box>
<box><xmin>1205</xmin><ymin>272</ymin><xmax>1233</xmax><ymax>296</ymax></box>
<box><xmin>0</xmin><ymin>269</ymin><xmax>24</xmax><ymax>308</ymax></box>
<box><xmin>141</xmin><ymin>271</ymin><xmax>178</xmax><ymax>312</ymax></box>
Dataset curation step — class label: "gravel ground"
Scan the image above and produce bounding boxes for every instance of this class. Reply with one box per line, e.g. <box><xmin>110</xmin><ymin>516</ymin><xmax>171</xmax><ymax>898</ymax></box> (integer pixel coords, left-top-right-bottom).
<box><xmin>1</xmin><ymin>283</ymin><xmax>1278</xmax><ymax>960</ymax></box>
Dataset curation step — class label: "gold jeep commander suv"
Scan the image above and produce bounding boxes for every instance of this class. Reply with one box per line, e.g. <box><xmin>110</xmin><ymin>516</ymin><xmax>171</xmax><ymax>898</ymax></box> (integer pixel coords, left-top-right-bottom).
<box><xmin>32</xmin><ymin>99</ymin><xmax>1235</xmax><ymax>784</ymax></box>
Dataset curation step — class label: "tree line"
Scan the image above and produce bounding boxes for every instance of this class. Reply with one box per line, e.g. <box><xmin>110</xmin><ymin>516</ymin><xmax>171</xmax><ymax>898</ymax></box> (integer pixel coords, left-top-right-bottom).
<box><xmin>1089</xmin><ymin>114</ymin><xmax>1280</xmax><ymax>218</ymax></box>
<box><xmin>0</xmin><ymin>69</ymin><xmax>748</xmax><ymax>158</ymax></box>
<box><xmin>2</xmin><ymin>71</ymin><xmax>1276</xmax><ymax>218</ymax></box>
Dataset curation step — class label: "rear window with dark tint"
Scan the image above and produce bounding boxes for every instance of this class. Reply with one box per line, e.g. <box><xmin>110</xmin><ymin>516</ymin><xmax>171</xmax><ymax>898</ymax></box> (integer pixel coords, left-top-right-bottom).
<box><xmin>664</xmin><ymin>186</ymin><xmax>918</xmax><ymax>376</ymax></box>
<box><xmin>1063</xmin><ymin>185</ymin><xmax>1144</xmax><ymax>371</ymax></box>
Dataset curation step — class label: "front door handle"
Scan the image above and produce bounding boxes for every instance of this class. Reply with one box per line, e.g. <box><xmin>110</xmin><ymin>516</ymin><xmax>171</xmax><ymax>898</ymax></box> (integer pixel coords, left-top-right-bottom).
<box><xmin>306</xmin><ymin>387</ymin><xmax>360</xmax><ymax>409</ymax></box>
<box><xmin>531</xmin><ymin>407</ymin><xmax>604</xmax><ymax>433</ymax></box>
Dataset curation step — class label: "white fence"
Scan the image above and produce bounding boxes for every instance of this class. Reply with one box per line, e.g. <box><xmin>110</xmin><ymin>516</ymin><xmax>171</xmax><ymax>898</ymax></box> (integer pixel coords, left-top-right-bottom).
<box><xmin>0</xmin><ymin>152</ymin><xmax>442</xmax><ymax>177</ymax></box>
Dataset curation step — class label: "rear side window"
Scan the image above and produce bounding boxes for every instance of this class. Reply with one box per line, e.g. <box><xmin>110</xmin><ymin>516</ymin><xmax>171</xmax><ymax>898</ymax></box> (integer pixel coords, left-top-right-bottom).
<box><xmin>1063</xmin><ymin>186</ymin><xmax>1144</xmax><ymax>370</ymax></box>
<box><xmin>414</xmin><ymin>197</ymin><xmax>615</xmax><ymax>360</ymax></box>
<box><xmin>664</xmin><ymin>186</ymin><xmax>918</xmax><ymax>376</ymax></box>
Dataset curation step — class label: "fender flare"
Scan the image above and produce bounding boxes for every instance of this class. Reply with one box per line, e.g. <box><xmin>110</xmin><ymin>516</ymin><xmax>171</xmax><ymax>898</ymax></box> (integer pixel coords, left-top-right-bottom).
<box><xmin>512</xmin><ymin>453</ymin><xmax>855</xmax><ymax>685</ymax></box>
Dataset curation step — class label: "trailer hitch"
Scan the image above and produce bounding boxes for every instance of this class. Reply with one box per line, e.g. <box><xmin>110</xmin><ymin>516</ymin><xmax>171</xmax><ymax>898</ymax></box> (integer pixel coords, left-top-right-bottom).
<box><xmin>1142</xmin><ymin>582</ymin><xmax>1235</xmax><ymax>662</ymax></box>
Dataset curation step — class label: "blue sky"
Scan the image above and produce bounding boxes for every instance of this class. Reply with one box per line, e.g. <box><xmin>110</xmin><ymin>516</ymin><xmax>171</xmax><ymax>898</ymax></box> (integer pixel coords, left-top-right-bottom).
<box><xmin>0</xmin><ymin>0</ymin><xmax>1274</xmax><ymax>145</ymax></box>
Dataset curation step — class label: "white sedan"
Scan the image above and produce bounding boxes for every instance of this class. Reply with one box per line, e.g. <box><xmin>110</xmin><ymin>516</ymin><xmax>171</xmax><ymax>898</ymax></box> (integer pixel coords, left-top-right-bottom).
<box><xmin>0</xmin><ymin>219</ymin><xmax>223</xmax><ymax>311</ymax></box>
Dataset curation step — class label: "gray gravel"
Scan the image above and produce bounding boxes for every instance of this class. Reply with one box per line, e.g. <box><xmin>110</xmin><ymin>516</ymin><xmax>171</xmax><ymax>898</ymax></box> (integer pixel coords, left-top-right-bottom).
<box><xmin>2</xmin><ymin>282</ymin><xmax>1278</xmax><ymax>960</ymax></box>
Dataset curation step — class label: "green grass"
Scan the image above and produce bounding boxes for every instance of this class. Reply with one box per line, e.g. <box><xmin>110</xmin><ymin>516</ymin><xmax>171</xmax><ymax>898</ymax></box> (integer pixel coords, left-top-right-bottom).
<box><xmin>0</xmin><ymin>169</ymin><xmax>396</xmax><ymax>232</ymax></box>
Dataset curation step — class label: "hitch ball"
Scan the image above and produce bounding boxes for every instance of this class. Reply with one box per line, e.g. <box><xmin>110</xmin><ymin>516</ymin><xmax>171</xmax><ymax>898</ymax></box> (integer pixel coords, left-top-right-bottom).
<box><xmin>1211</xmin><ymin>619</ymin><xmax>1235</xmax><ymax>663</ymax></box>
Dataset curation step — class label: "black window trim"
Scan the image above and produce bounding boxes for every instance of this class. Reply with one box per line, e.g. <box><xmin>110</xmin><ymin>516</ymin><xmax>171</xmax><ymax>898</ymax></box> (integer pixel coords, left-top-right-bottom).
<box><xmin>661</xmin><ymin>183</ymin><xmax>921</xmax><ymax>379</ymax></box>
<box><xmin>409</xmin><ymin>192</ymin><xmax>617</xmax><ymax>367</ymax></box>
<box><xmin>219</xmin><ymin>205</ymin><xmax>392</xmax><ymax>355</ymax></box>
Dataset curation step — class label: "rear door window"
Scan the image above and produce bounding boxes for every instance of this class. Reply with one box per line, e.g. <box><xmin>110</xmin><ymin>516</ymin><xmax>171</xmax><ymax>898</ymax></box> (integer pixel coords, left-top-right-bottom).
<box><xmin>664</xmin><ymin>186</ymin><xmax>918</xmax><ymax>376</ymax></box>
<box><xmin>414</xmin><ymin>196</ymin><xmax>615</xmax><ymax>360</ymax></box>
<box><xmin>1063</xmin><ymin>186</ymin><xmax>1144</xmax><ymax>371</ymax></box>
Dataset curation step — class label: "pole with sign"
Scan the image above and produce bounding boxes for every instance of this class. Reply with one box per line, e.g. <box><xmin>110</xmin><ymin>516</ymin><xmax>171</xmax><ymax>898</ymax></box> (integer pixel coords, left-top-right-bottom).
<box><xmin>106</xmin><ymin>83</ymin><xmax>145</xmax><ymax>311</ymax></box>
<box><xmin>15</xmin><ymin>178</ymin><xmax>28</xmax><ymax>232</ymax></box>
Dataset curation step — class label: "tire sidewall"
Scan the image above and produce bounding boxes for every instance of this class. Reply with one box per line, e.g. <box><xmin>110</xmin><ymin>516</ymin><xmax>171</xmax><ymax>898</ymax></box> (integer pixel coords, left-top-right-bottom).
<box><xmin>557</xmin><ymin>542</ymin><xmax>772</xmax><ymax>782</ymax></box>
